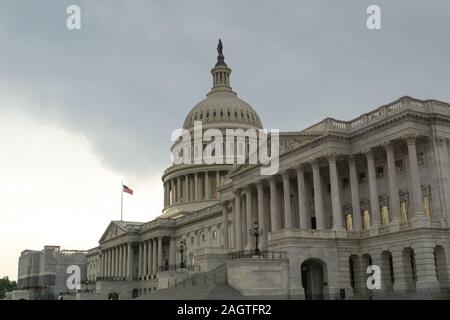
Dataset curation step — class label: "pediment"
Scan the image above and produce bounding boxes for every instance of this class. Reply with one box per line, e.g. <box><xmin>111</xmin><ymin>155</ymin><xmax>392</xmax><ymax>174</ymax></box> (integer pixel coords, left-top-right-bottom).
<box><xmin>99</xmin><ymin>222</ymin><xmax>126</xmax><ymax>243</ymax></box>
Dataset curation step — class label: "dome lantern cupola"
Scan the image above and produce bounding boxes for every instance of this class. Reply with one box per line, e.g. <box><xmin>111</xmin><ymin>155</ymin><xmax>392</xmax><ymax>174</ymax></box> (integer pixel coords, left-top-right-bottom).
<box><xmin>182</xmin><ymin>39</ymin><xmax>263</xmax><ymax>130</ymax></box>
<box><xmin>210</xmin><ymin>39</ymin><xmax>232</xmax><ymax>92</ymax></box>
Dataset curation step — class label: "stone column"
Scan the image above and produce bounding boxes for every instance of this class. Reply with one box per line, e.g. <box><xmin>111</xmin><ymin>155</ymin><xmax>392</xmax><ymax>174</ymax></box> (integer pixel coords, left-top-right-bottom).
<box><xmin>143</xmin><ymin>241</ymin><xmax>148</xmax><ymax>276</ymax></box>
<box><xmin>433</xmin><ymin>137</ymin><xmax>450</xmax><ymax>219</ymax></box>
<box><xmin>405</xmin><ymin>133</ymin><xmax>426</xmax><ymax>222</ymax></box>
<box><xmin>366</xmin><ymin>149</ymin><xmax>380</xmax><ymax>226</ymax></box>
<box><xmin>222</xmin><ymin>202</ymin><xmax>229</xmax><ymax>249</ymax></box>
<box><xmin>282</xmin><ymin>172</ymin><xmax>293</xmax><ymax>229</ymax></box>
<box><xmin>170</xmin><ymin>179</ymin><xmax>175</xmax><ymax>205</ymax></box>
<box><xmin>205</xmin><ymin>172</ymin><xmax>211</xmax><ymax>199</ymax></box>
<box><xmin>384</xmin><ymin>142</ymin><xmax>401</xmax><ymax>224</ymax></box>
<box><xmin>112</xmin><ymin>247</ymin><xmax>116</xmax><ymax>277</ymax></box>
<box><xmin>105</xmin><ymin>249</ymin><xmax>109</xmax><ymax>277</ymax></box>
<box><xmin>185</xmin><ymin>175</ymin><xmax>189</xmax><ymax>202</ymax></box>
<box><xmin>328</xmin><ymin>154</ymin><xmax>345</xmax><ymax>230</ymax></box>
<box><xmin>116</xmin><ymin>247</ymin><xmax>120</xmax><ymax>277</ymax></box>
<box><xmin>256</xmin><ymin>182</ymin><xmax>266</xmax><ymax>249</ymax></box>
<box><xmin>234</xmin><ymin>190</ymin><xmax>243</xmax><ymax>251</ymax></box>
<box><xmin>348</xmin><ymin>156</ymin><xmax>362</xmax><ymax>231</ymax></box>
<box><xmin>163</xmin><ymin>182</ymin><xmax>167</xmax><ymax>207</ymax></box>
<box><xmin>177</xmin><ymin>176</ymin><xmax>181</xmax><ymax>202</ymax></box>
<box><xmin>118</xmin><ymin>245</ymin><xmax>122</xmax><ymax>277</ymax></box>
<box><xmin>245</xmin><ymin>187</ymin><xmax>253</xmax><ymax>250</ymax></box>
<box><xmin>216</xmin><ymin>171</ymin><xmax>220</xmax><ymax>194</ymax></box>
<box><xmin>126</xmin><ymin>243</ymin><xmax>133</xmax><ymax>280</ymax></box>
<box><xmin>103</xmin><ymin>250</ymin><xmax>108</xmax><ymax>277</ymax></box>
<box><xmin>296</xmin><ymin>166</ymin><xmax>309</xmax><ymax>229</ymax></box>
<box><xmin>170</xmin><ymin>238</ymin><xmax>176</xmax><ymax>266</ymax></box>
<box><xmin>312</xmin><ymin>160</ymin><xmax>326</xmax><ymax>230</ymax></box>
<box><xmin>194</xmin><ymin>173</ymin><xmax>199</xmax><ymax>201</ymax></box>
<box><xmin>148</xmin><ymin>239</ymin><xmax>153</xmax><ymax>275</ymax></box>
<box><xmin>230</xmin><ymin>201</ymin><xmax>236</xmax><ymax>249</ymax></box>
<box><xmin>157</xmin><ymin>237</ymin><xmax>163</xmax><ymax>270</ymax></box>
<box><xmin>122</xmin><ymin>244</ymin><xmax>127</xmax><ymax>278</ymax></box>
<box><xmin>99</xmin><ymin>251</ymin><xmax>103</xmax><ymax>277</ymax></box>
<box><xmin>391</xmin><ymin>246</ymin><xmax>414</xmax><ymax>292</ymax></box>
<box><xmin>138</xmin><ymin>242</ymin><xmax>143</xmax><ymax>277</ymax></box>
<box><xmin>269</xmin><ymin>177</ymin><xmax>280</xmax><ymax>231</ymax></box>
<box><xmin>152</xmin><ymin>239</ymin><xmax>157</xmax><ymax>274</ymax></box>
<box><xmin>414</xmin><ymin>244</ymin><xmax>440</xmax><ymax>291</ymax></box>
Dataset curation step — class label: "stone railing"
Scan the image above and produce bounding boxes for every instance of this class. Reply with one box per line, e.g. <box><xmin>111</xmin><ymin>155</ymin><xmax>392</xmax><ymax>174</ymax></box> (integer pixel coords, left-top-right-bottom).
<box><xmin>142</xmin><ymin>218</ymin><xmax>174</xmax><ymax>231</ymax></box>
<box><xmin>379</xmin><ymin>225</ymin><xmax>390</xmax><ymax>234</ymax></box>
<box><xmin>194</xmin><ymin>247</ymin><xmax>228</xmax><ymax>256</ymax></box>
<box><xmin>96</xmin><ymin>276</ymin><xmax>126</xmax><ymax>282</ymax></box>
<box><xmin>430</xmin><ymin>219</ymin><xmax>442</xmax><ymax>228</ymax></box>
<box><xmin>269</xmin><ymin>228</ymin><xmax>336</xmax><ymax>240</ymax></box>
<box><xmin>175</xmin><ymin>203</ymin><xmax>222</xmax><ymax>226</ymax></box>
<box><xmin>400</xmin><ymin>221</ymin><xmax>411</xmax><ymax>231</ymax></box>
<box><xmin>305</xmin><ymin>96</ymin><xmax>428</xmax><ymax>133</ymax></box>
<box><xmin>227</xmin><ymin>251</ymin><xmax>288</xmax><ymax>261</ymax></box>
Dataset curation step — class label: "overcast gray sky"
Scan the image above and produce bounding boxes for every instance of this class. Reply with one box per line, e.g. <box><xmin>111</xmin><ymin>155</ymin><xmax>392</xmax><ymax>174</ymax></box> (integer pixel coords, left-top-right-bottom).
<box><xmin>1</xmin><ymin>0</ymin><xmax>449</xmax><ymax>280</ymax></box>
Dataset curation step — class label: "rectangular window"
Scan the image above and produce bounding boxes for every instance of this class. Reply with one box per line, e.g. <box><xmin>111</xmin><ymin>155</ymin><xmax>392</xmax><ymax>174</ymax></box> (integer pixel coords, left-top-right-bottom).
<box><xmin>359</xmin><ymin>172</ymin><xmax>367</xmax><ymax>184</ymax></box>
<box><xmin>376</xmin><ymin>166</ymin><xmax>384</xmax><ymax>178</ymax></box>
<box><xmin>341</xmin><ymin>177</ymin><xmax>349</xmax><ymax>189</ymax></box>
<box><xmin>395</xmin><ymin>159</ymin><xmax>404</xmax><ymax>172</ymax></box>
<box><xmin>326</xmin><ymin>183</ymin><xmax>331</xmax><ymax>193</ymax></box>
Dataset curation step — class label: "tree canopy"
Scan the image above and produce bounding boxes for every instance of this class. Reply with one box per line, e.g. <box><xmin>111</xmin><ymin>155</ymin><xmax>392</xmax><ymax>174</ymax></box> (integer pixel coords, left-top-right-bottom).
<box><xmin>0</xmin><ymin>276</ymin><xmax>17</xmax><ymax>299</ymax></box>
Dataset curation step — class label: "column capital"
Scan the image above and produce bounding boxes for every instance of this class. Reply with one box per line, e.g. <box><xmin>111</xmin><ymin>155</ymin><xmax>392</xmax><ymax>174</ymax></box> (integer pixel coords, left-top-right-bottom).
<box><xmin>232</xmin><ymin>188</ymin><xmax>242</xmax><ymax>197</ymax></box>
<box><xmin>309</xmin><ymin>159</ymin><xmax>321</xmax><ymax>168</ymax></box>
<box><xmin>362</xmin><ymin>148</ymin><xmax>375</xmax><ymax>158</ymax></box>
<box><xmin>268</xmin><ymin>175</ymin><xmax>278</xmax><ymax>185</ymax></box>
<box><xmin>281</xmin><ymin>170</ymin><xmax>291</xmax><ymax>179</ymax></box>
<box><xmin>295</xmin><ymin>164</ymin><xmax>305</xmax><ymax>174</ymax></box>
<box><xmin>325</xmin><ymin>152</ymin><xmax>339</xmax><ymax>162</ymax></box>
<box><xmin>244</xmin><ymin>184</ymin><xmax>255</xmax><ymax>192</ymax></box>
<box><xmin>382</xmin><ymin>141</ymin><xmax>395</xmax><ymax>153</ymax></box>
<box><xmin>221</xmin><ymin>200</ymin><xmax>229</xmax><ymax>208</ymax></box>
<box><xmin>348</xmin><ymin>154</ymin><xmax>358</xmax><ymax>163</ymax></box>
<box><xmin>256</xmin><ymin>181</ymin><xmax>264</xmax><ymax>191</ymax></box>
<box><xmin>403</xmin><ymin>131</ymin><xmax>419</xmax><ymax>144</ymax></box>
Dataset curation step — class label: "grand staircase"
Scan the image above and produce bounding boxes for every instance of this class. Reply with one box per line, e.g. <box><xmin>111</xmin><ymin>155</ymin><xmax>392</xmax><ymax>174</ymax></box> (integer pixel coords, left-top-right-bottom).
<box><xmin>138</xmin><ymin>264</ymin><xmax>246</xmax><ymax>300</ymax></box>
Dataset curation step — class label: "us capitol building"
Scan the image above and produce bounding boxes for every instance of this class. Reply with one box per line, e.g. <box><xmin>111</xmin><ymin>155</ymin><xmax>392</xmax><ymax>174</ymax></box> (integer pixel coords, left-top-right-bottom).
<box><xmin>83</xmin><ymin>41</ymin><xmax>450</xmax><ymax>300</ymax></box>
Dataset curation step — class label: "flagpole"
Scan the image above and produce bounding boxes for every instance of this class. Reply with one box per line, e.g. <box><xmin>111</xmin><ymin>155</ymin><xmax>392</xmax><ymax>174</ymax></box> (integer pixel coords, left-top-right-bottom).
<box><xmin>120</xmin><ymin>180</ymin><xmax>123</xmax><ymax>221</ymax></box>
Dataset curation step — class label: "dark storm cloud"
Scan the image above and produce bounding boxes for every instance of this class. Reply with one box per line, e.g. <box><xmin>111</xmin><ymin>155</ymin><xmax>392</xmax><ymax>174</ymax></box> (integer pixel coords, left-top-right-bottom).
<box><xmin>1</xmin><ymin>0</ymin><xmax>449</xmax><ymax>177</ymax></box>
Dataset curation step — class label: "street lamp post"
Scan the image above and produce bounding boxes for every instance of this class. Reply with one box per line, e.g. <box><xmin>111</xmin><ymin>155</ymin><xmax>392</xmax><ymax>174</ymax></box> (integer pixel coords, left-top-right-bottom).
<box><xmin>177</xmin><ymin>239</ymin><xmax>187</xmax><ymax>268</ymax></box>
<box><xmin>249</xmin><ymin>222</ymin><xmax>264</xmax><ymax>256</ymax></box>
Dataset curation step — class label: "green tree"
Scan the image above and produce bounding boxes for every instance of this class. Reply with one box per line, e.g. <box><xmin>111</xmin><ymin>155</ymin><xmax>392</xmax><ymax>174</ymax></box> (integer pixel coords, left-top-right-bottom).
<box><xmin>0</xmin><ymin>276</ymin><xmax>17</xmax><ymax>299</ymax></box>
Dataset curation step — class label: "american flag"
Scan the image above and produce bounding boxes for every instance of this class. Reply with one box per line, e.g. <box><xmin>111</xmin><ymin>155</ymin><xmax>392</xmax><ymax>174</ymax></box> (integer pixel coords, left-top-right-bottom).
<box><xmin>123</xmin><ymin>184</ymin><xmax>133</xmax><ymax>195</ymax></box>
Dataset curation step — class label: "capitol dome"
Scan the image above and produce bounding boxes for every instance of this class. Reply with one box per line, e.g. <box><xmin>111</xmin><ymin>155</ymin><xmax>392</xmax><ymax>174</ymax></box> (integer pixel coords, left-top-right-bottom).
<box><xmin>161</xmin><ymin>40</ymin><xmax>263</xmax><ymax>219</ymax></box>
<box><xmin>183</xmin><ymin>41</ymin><xmax>263</xmax><ymax>130</ymax></box>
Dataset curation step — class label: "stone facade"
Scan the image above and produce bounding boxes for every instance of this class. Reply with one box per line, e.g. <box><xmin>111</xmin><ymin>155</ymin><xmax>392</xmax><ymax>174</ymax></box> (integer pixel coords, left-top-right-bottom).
<box><xmin>13</xmin><ymin>246</ymin><xmax>87</xmax><ymax>300</ymax></box>
<box><xmin>86</xmin><ymin>44</ymin><xmax>450</xmax><ymax>300</ymax></box>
